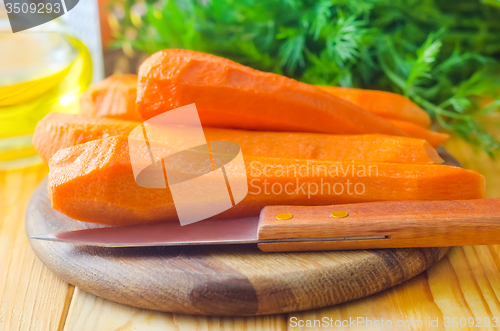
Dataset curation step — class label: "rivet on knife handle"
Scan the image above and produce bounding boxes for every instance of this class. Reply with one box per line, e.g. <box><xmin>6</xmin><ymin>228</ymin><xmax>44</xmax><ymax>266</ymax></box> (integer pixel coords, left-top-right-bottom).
<box><xmin>276</xmin><ymin>212</ymin><xmax>293</xmax><ymax>220</ymax></box>
<box><xmin>331</xmin><ymin>211</ymin><xmax>349</xmax><ymax>218</ymax></box>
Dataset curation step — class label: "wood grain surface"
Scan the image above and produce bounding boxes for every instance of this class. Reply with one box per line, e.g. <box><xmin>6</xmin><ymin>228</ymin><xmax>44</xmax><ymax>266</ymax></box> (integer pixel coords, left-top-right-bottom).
<box><xmin>2</xmin><ymin>142</ymin><xmax>500</xmax><ymax>329</ymax></box>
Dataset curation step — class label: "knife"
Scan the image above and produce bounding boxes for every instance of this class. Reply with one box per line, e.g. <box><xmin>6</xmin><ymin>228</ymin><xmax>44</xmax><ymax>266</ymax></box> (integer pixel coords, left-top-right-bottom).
<box><xmin>30</xmin><ymin>198</ymin><xmax>500</xmax><ymax>252</ymax></box>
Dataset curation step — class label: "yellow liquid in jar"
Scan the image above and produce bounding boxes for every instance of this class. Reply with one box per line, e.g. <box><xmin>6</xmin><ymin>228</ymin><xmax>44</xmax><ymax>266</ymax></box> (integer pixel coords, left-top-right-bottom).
<box><xmin>0</xmin><ymin>31</ymin><xmax>92</xmax><ymax>168</ymax></box>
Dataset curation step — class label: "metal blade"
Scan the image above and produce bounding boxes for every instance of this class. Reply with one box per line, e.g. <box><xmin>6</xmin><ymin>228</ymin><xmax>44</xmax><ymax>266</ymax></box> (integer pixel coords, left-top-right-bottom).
<box><xmin>30</xmin><ymin>217</ymin><xmax>259</xmax><ymax>247</ymax></box>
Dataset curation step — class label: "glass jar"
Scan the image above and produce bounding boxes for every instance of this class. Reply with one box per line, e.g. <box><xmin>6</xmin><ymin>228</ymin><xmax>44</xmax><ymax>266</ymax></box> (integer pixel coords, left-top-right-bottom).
<box><xmin>0</xmin><ymin>10</ymin><xmax>92</xmax><ymax>168</ymax></box>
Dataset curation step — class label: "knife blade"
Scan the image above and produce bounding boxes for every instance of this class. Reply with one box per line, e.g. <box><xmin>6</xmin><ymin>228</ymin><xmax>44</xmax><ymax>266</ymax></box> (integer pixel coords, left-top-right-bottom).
<box><xmin>30</xmin><ymin>198</ymin><xmax>500</xmax><ymax>252</ymax></box>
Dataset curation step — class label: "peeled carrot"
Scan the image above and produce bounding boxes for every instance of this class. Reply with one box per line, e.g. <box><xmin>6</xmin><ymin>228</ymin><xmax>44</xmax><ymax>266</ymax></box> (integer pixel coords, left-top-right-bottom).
<box><xmin>32</xmin><ymin>112</ymin><xmax>138</xmax><ymax>163</ymax></box>
<box><xmin>81</xmin><ymin>74</ymin><xmax>433</xmax><ymax>136</ymax></box>
<box><xmin>34</xmin><ymin>113</ymin><xmax>443</xmax><ymax>164</ymax></box>
<box><xmin>49</xmin><ymin>136</ymin><xmax>484</xmax><ymax>225</ymax></box>
<box><xmin>137</xmin><ymin>49</ymin><xmax>407</xmax><ymax>136</ymax></box>
<box><xmin>388</xmin><ymin>119</ymin><xmax>450</xmax><ymax>147</ymax></box>
<box><xmin>318</xmin><ymin>86</ymin><xmax>431</xmax><ymax>128</ymax></box>
<box><xmin>206</xmin><ymin>128</ymin><xmax>444</xmax><ymax>164</ymax></box>
<box><xmin>80</xmin><ymin>74</ymin><xmax>142</xmax><ymax>122</ymax></box>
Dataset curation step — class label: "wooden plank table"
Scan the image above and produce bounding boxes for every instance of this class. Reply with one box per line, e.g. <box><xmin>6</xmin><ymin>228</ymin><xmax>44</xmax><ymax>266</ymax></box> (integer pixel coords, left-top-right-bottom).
<box><xmin>1</xmin><ymin>140</ymin><xmax>500</xmax><ymax>331</ymax></box>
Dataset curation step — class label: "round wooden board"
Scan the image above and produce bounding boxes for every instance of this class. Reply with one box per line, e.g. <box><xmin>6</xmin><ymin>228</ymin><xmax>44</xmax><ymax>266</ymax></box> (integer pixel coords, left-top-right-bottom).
<box><xmin>26</xmin><ymin>181</ymin><xmax>451</xmax><ymax>316</ymax></box>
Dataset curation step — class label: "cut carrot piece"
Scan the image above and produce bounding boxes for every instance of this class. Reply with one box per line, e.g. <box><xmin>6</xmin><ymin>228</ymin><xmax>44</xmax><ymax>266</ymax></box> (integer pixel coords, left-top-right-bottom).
<box><xmin>318</xmin><ymin>86</ymin><xmax>431</xmax><ymax>128</ymax></box>
<box><xmin>48</xmin><ymin>136</ymin><xmax>484</xmax><ymax>225</ymax></box>
<box><xmin>206</xmin><ymin>128</ymin><xmax>444</xmax><ymax>164</ymax></box>
<box><xmin>32</xmin><ymin>112</ymin><xmax>138</xmax><ymax>163</ymax></box>
<box><xmin>137</xmin><ymin>49</ymin><xmax>407</xmax><ymax>136</ymax></box>
<box><xmin>34</xmin><ymin>113</ymin><xmax>443</xmax><ymax>164</ymax></box>
<box><xmin>388</xmin><ymin>119</ymin><xmax>450</xmax><ymax>147</ymax></box>
<box><xmin>81</xmin><ymin>74</ymin><xmax>430</xmax><ymax>134</ymax></box>
<box><xmin>80</xmin><ymin>74</ymin><xmax>142</xmax><ymax>122</ymax></box>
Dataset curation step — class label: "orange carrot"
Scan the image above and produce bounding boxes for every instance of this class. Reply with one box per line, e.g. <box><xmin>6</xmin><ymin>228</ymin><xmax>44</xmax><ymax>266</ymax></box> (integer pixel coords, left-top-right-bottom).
<box><xmin>206</xmin><ymin>128</ymin><xmax>444</xmax><ymax>164</ymax></box>
<box><xmin>81</xmin><ymin>74</ymin><xmax>432</xmax><ymax>135</ymax></box>
<box><xmin>80</xmin><ymin>74</ymin><xmax>142</xmax><ymax>122</ymax></box>
<box><xmin>34</xmin><ymin>113</ymin><xmax>443</xmax><ymax>164</ymax></box>
<box><xmin>388</xmin><ymin>119</ymin><xmax>450</xmax><ymax>147</ymax></box>
<box><xmin>49</xmin><ymin>136</ymin><xmax>484</xmax><ymax>225</ymax></box>
<box><xmin>137</xmin><ymin>49</ymin><xmax>407</xmax><ymax>136</ymax></box>
<box><xmin>32</xmin><ymin>112</ymin><xmax>138</xmax><ymax>163</ymax></box>
<box><xmin>318</xmin><ymin>86</ymin><xmax>432</xmax><ymax>128</ymax></box>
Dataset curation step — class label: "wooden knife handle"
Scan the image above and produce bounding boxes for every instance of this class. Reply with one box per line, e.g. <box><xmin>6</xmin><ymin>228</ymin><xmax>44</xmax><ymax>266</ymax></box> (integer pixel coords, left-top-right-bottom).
<box><xmin>257</xmin><ymin>199</ymin><xmax>500</xmax><ymax>252</ymax></box>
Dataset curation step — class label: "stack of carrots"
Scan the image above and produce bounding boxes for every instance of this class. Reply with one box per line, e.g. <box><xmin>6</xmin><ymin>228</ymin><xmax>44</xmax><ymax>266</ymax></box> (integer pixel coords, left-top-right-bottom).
<box><xmin>34</xmin><ymin>49</ymin><xmax>485</xmax><ymax>226</ymax></box>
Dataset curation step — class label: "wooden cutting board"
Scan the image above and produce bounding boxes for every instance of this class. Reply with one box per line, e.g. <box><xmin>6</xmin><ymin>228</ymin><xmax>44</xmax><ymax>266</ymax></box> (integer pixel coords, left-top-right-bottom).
<box><xmin>26</xmin><ymin>149</ymin><xmax>458</xmax><ymax>316</ymax></box>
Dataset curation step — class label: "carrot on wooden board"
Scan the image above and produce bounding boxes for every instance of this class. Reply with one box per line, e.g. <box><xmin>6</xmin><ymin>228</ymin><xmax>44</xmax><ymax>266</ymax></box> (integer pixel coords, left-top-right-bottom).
<box><xmin>318</xmin><ymin>86</ymin><xmax>431</xmax><ymax>128</ymax></box>
<box><xmin>34</xmin><ymin>113</ymin><xmax>443</xmax><ymax>164</ymax></box>
<box><xmin>388</xmin><ymin>119</ymin><xmax>450</xmax><ymax>147</ymax></box>
<box><xmin>32</xmin><ymin>112</ymin><xmax>139</xmax><ymax>163</ymax></box>
<box><xmin>82</xmin><ymin>74</ymin><xmax>432</xmax><ymax>136</ymax></box>
<box><xmin>80</xmin><ymin>74</ymin><xmax>142</xmax><ymax>122</ymax></box>
<box><xmin>137</xmin><ymin>49</ymin><xmax>408</xmax><ymax>136</ymax></box>
<box><xmin>48</xmin><ymin>136</ymin><xmax>484</xmax><ymax>225</ymax></box>
<box><xmin>206</xmin><ymin>128</ymin><xmax>444</xmax><ymax>164</ymax></box>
